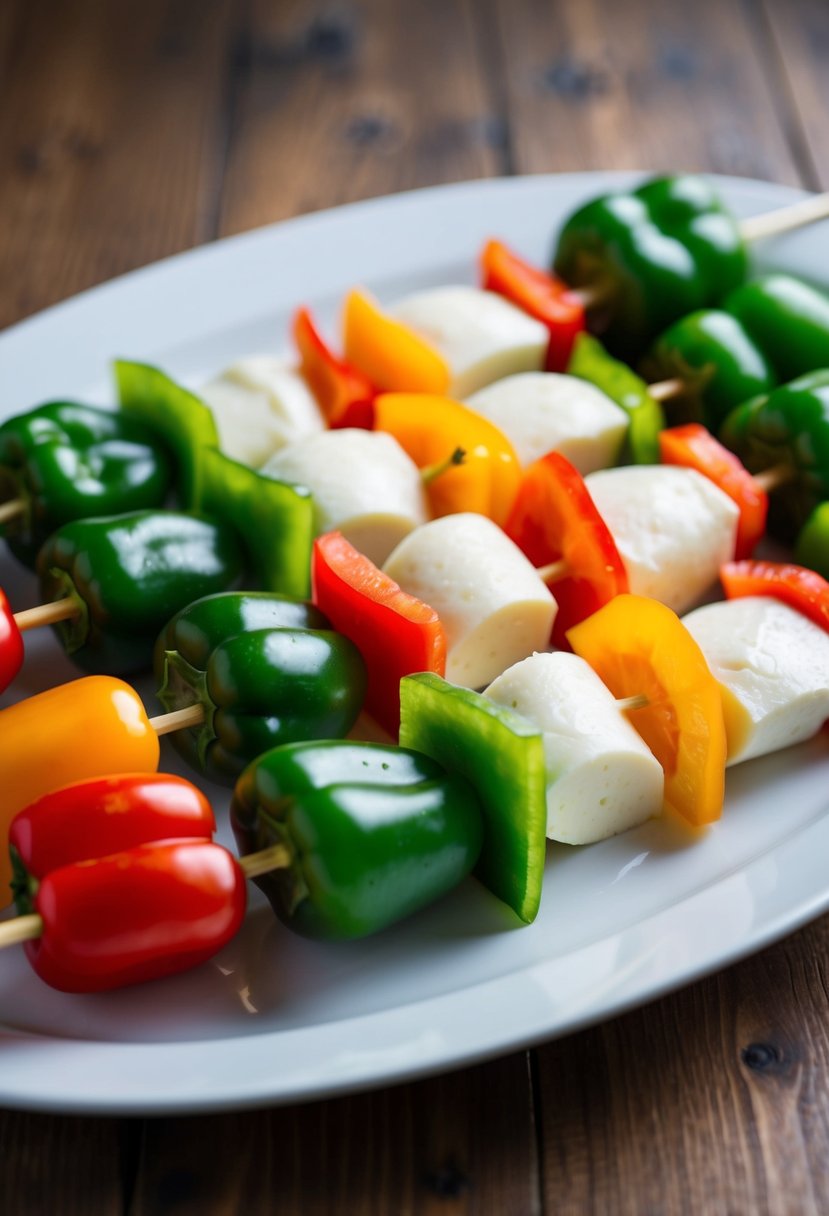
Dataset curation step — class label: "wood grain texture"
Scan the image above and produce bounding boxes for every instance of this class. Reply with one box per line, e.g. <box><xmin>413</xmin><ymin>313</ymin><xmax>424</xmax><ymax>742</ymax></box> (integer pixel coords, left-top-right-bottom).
<box><xmin>218</xmin><ymin>0</ymin><xmax>505</xmax><ymax>235</ymax></box>
<box><xmin>761</xmin><ymin>0</ymin><xmax>829</xmax><ymax>189</ymax></box>
<box><xmin>0</xmin><ymin>1110</ymin><xmax>131</xmax><ymax>1216</ymax></box>
<box><xmin>131</xmin><ymin>1055</ymin><xmax>538</xmax><ymax>1215</ymax></box>
<box><xmin>0</xmin><ymin>0</ymin><xmax>236</xmax><ymax>328</ymax></box>
<box><xmin>488</xmin><ymin>0</ymin><xmax>804</xmax><ymax>185</ymax></box>
<box><xmin>534</xmin><ymin>916</ymin><xmax>829</xmax><ymax>1215</ymax></box>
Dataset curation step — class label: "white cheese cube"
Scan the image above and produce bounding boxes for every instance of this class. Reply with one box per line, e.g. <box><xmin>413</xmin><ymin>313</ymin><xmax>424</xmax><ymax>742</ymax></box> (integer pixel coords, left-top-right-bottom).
<box><xmin>262</xmin><ymin>429</ymin><xmax>428</xmax><ymax>566</ymax></box>
<box><xmin>200</xmin><ymin>356</ymin><xmax>325</xmax><ymax>468</ymax></box>
<box><xmin>383</xmin><ymin>513</ymin><xmax>557</xmax><ymax>689</ymax></box>
<box><xmin>585</xmin><ymin>465</ymin><xmax>739</xmax><ymax>615</ymax></box>
<box><xmin>466</xmin><ymin>372</ymin><xmax>628</xmax><ymax>472</ymax></box>
<box><xmin>391</xmin><ymin>286</ymin><xmax>548</xmax><ymax>397</ymax></box>
<box><xmin>683</xmin><ymin>597</ymin><xmax>829</xmax><ymax>765</ymax></box>
<box><xmin>485</xmin><ymin>652</ymin><xmax>664</xmax><ymax>844</ymax></box>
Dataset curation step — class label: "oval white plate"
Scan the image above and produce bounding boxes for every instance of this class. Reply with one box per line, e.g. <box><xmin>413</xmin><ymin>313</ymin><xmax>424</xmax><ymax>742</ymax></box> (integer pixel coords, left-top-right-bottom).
<box><xmin>0</xmin><ymin>172</ymin><xmax>827</xmax><ymax>1115</ymax></box>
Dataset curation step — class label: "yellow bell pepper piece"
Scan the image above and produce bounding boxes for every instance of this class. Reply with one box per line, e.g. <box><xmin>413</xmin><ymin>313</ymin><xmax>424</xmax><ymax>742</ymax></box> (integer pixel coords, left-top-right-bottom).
<box><xmin>0</xmin><ymin>676</ymin><xmax>160</xmax><ymax>908</ymax></box>
<box><xmin>374</xmin><ymin>393</ymin><xmax>522</xmax><ymax>527</ymax></box>
<box><xmin>343</xmin><ymin>289</ymin><xmax>451</xmax><ymax>394</ymax></box>
<box><xmin>567</xmin><ymin>595</ymin><xmax>727</xmax><ymax>827</ymax></box>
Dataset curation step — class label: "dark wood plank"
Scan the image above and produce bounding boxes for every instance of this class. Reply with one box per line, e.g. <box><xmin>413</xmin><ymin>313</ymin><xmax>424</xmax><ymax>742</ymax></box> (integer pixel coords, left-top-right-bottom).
<box><xmin>0</xmin><ymin>1110</ymin><xmax>131</xmax><ymax>1216</ymax></box>
<box><xmin>489</xmin><ymin>0</ymin><xmax>803</xmax><ymax>184</ymax></box>
<box><xmin>534</xmin><ymin>914</ymin><xmax>829</xmax><ymax>1214</ymax></box>
<box><xmin>761</xmin><ymin>0</ymin><xmax>829</xmax><ymax>190</ymax></box>
<box><xmin>0</xmin><ymin>0</ymin><xmax>237</xmax><ymax>329</ymax></box>
<box><xmin>131</xmin><ymin>1054</ymin><xmax>538</xmax><ymax>1215</ymax></box>
<box><xmin>217</xmin><ymin>0</ymin><xmax>504</xmax><ymax>235</ymax></box>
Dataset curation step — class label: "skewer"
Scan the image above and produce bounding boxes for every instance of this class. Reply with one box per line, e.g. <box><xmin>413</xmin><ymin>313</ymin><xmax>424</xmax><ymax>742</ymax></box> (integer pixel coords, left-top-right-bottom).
<box><xmin>13</xmin><ymin>599</ymin><xmax>81</xmax><ymax>632</ymax></box>
<box><xmin>0</xmin><ymin>500</ymin><xmax>24</xmax><ymax>526</ymax></box>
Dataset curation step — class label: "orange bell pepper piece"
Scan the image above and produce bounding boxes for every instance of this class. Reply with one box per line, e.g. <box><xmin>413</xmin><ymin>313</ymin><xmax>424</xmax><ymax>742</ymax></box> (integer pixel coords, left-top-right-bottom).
<box><xmin>293</xmin><ymin>306</ymin><xmax>376</xmax><ymax>429</ymax></box>
<box><xmin>343</xmin><ymin>289</ymin><xmax>451</xmax><ymax>394</ymax></box>
<box><xmin>374</xmin><ymin>393</ymin><xmax>522</xmax><ymax>526</ymax></box>
<box><xmin>568</xmin><ymin>595</ymin><xmax>727</xmax><ymax>827</ymax></box>
<box><xmin>0</xmin><ymin>676</ymin><xmax>160</xmax><ymax>908</ymax></box>
<box><xmin>659</xmin><ymin>423</ymin><xmax>767</xmax><ymax>560</ymax></box>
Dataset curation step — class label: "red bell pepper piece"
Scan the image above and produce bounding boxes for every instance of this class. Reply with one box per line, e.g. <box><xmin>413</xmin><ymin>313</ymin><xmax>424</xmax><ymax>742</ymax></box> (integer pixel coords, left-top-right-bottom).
<box><xmin>0</xmin><ymin>588</ymin><xmax>23</xmax><ymax>694</ymax></box>
<box><xmin>504</xmin><ymin>451</ymin><xmax>628</xmax><ymax>649</ymax></box>
<box><xmin>9</xmin><ymin>774</ymin><xmax>244</xmax><ymax>993</ymax></box>
<box><xmin>9</xmin><ymin>773</ymin><xmax>215</xmax><ymax>879</ymax></box>
<box><xmin>720</xmin><ymin>560</ymin><xmax>829</xmax><ymax>634</ymax></box>
<box><xmin>312</xmin><ymin>531</ymin><xmax>446</xmax><ymax>738</ymax></box>
<box><xmin>293</xmin><ymin>306</ymin><xmax>376</xmax><ymax>429</ymax></box>
<box><xmin>659</xmin><ymin>423</ymin><xmax>767</xmax><ymax>560</ymax></box>
<box><xmin>480</xmin><ymin>239</ymin><xmax>586</xmax><ymax>372</ymax></box>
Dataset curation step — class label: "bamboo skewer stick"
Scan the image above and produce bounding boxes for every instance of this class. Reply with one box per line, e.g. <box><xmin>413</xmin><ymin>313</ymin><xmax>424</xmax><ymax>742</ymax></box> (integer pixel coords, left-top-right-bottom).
<box><xmin>0</xmin><ymin>499</ymin><xmax>24</xmax><ymax>526</ymax></box>
<box><xmin>647</xmin><ymin>378</ymin><xmax>686</xmax><ymax>402</ymax></box>
<box><xmin>738</xmin><ymin>192</ymin><xmax>829</xmax><ymax>244</ymax></box>
<box><xmin>13</xmin><ymin>599</ymin><xmax>81</xmax><ymax>631</ymax></box>
<box><xmin>753</xmin><ymin>463</ymin><xmax>795</xmax><ymax>495</ymax></box>
<box><xmin>0</xmin><ymin>913</ymin><xmax>43</xmax><ymax>947</ymax></box>
<box><xmin>149</xmin><ymin>704</ymin><xmax>206</xmax><ymax>736</ymax></box>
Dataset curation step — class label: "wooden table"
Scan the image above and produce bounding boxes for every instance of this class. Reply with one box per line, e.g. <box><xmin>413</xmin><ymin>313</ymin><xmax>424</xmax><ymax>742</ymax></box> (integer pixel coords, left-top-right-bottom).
<box><xmin>2</xmin><ymin>1</ymin><xmax>828</xmax><ymax>1211</ymax></box>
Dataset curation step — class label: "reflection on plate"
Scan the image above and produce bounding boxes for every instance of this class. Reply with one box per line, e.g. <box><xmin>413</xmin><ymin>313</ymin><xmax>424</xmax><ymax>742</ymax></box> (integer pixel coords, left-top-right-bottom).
<box><xmin>0</xmin><ymin>172</ymin><xmax>827</xmax><ymax>1114</ymax></box>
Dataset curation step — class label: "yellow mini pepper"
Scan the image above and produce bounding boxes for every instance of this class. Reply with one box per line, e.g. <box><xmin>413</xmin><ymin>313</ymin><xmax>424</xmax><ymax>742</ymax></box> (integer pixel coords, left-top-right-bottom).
<box><xmin>343</xmin><ymin>289</ymin><xmax>451</xmax><ymax>394</ymax></box>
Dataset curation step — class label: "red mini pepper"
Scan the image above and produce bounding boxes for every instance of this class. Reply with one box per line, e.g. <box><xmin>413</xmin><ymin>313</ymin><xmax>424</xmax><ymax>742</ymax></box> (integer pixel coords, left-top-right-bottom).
<box><xmin>720</xmin><ymin>560</ymin><xmax>829</xmax><ymax>634</ymax></box>
<box><xmin>480</xmin><ymin>239</ymin><xmax>586</xmax><ymax>372</ymax></box>
<box><xmin>505</xmin><ymin>451</ymin><xmax>628</xmax><ymax>649</ymax></box>
<box><xmin>0</xmin><ymin>588</ymin><xmax>23</xmax><ymax>694</ymax></box>
<box><xmin>9</xmin><ymin>774</ymin><xmax>245</xmax><ymax>993</ymax></box>
<box><xmin>312</xmin><ymin>530</ymin><xmax>446</xmax><ymax>737</ymax></box>
<box><xmin>293</xmin><ymin>306</ymin><xmax>376</xmax><ymax>429</ymax></box>
<box><xmin>659</xmin><ymin>423</ymin><xmax>767</xmax><ymax>559</ymax></box>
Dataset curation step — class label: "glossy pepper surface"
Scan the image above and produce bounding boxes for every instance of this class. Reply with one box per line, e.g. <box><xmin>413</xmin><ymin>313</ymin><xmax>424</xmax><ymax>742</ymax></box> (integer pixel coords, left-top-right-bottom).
<box><xmin>480</xmin><ymin>239</ymin><xmax>585</xmax><ymax>372</ymax></box>
<box><xmin>16</xmin><ymin>836</ymin><xmax>244</xmax><ymax>993</ymax></box>
<box><xmin>343</xmin><ymin>290</ymin><xmax>451</xmax><ymax>394</ymax></box>
<box><xmin>554</xmin><ymin>174</ymin><xmax>746</xmax><ymax>360</ymax></box>
<box><xmin>116</xmin><ymin>360</ymin><xmax>218</xmax><ymax>509</ymax></box>
<box><xmin>312</xmin><ymin>531</ymin><xmax>446</xmax><ymax>737</ymax></box>
<box><xmin>155</xmin><ymin>591</ymin><xmax>366</xmax><ymax>784</ymax></box>
<box><xmin>201</xmin><ymin>446</ymin><xmax>315</xmax><ymax>599</ymax></box>
<box><xmin>642</xmin><ymin>310</ymin><xmax>776</xmax><ymax>431</ymax></box>
<box><xmin>231</xmin><ymin>740</ymin><xmax>483</xmax><ymax>940</ymax></box>
<box><xmin>294</xmin><ymin>307</ymin><xmax>377</xmax><ymax>429</ymax></box>
<box><xmin>37</xmin><ymin>509</ymin><xmax>243</xmax><ymax>675</ymax></box>
<box><xmin>0</xmin><ymin>676</ymin><xmax>160</xmax><ymax>908</ymax></box>
<box><xmin>566</xmin><ymin>334</ymin><xmax>665</xmax><ymax>464</ymax></box>
<box><xmin>399</xmin><ymin>672</ymin><xmax>548</xmax><ymax>924</ymax></box>
<box><xmin>0</xmin><ymin>587</ymin><xmax>24</xmax><ymax>693</ymax></box>
<box><xmin>795</xmin><ymin>503</ymin><xmax>829</xmax><ymax>579</ymax></box>
<box><xmin>719</xmin><ymin>371</ymin><xmax>829</xmax><ymax>543</ymax></box>
<box><xmin>0</xmin><ymin>401</ymin><xmax>172</xmax><ymax>566</ymax></box>
<box><xmin>724</xmin><ymin>274</ymin><xmax>829</xmax><ymax>383</ymax></box>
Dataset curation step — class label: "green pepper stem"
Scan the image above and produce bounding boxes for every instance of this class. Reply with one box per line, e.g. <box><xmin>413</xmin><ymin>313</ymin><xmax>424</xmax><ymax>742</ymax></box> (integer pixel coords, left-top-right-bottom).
<box><xmin>753</xmin><ymin>463</ymin><xmax>794</xmax><ymax>494</ymax></box>
<box><xmin>149</xmin><ymin>703</ymin><xmax>206</xmax><ymax>737</ymax></box>
<box><xmin>0</xmin><ymin>913</ymin><xmax>43</xmax><ymax>949</ymax></box>
<box><xmin>647</xmin><ymin>377</ymin><xmax>684</xmax><ymax>402</ymax></box>
<box><xmin>0</xmin><ymin>499</ymin><xmax>24</xmax><ymax>525</ymax></box>
<box><xmin>14</xmin><ymin>598</ymin><xmax>82</xmax><ymax>633</ymax></box>
<box><xmin>239</xmin><ymin>843</ymin><xmax>292</xmax><ymax>878</ymax></box>
<box><xmin>738</xmin><ymin>192</ymin><xmax>829</xmax><ymax>244</ymax></box>
<box><xmin>421</xmin><ymin>447</ymin><xmax>467</xmax><ymax>486</ymax></box>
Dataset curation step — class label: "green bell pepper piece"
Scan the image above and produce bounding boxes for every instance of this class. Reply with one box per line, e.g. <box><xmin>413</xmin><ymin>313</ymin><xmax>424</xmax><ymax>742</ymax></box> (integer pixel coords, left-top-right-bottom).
<box><xmin>230</xmin><ymin>740</ymin><xmax>483</xmax><ymax>940</ymax></box>
<box><xmin>0</xmin><ymin>401</ymin><xmax>172</xmax><ymax>567</ymax></box>
<box><xmin>795</xmin><ymin>503</ymin><xmax>829</xmax><ymax>579</ymax></box>
<box><xmin>115</xmin><ymin>360</ymin><xmax>218</xmax><ymax>509</ymax></box>
<box><xmin>201</xmin><ymin>447</ymin><xmax>315</xmax><ymax>599</ymax></box>
<box><xmin>554</xmin><ymin>175</ymin><xmax>746</xmax><ymax>360</ymax></box>
<box><xmin>156</xmin><ymin>592</ymin><xmax>366</xmax><ymax>784</ymax></box>
<box><xmin>399</xmin><ymin>672</ymin><xmax>547</xmax><ymax>924</ymax></box>
<box><xmin>641</xmin><ymin>310</ymin><xmax>776</xmax><ymax>431</ymax></box>
<box><xmin>566</xmin><ymin>333</ymin><xmax>665</xmax><ymax>463</ymax></box>
<box><xmin>724</xmin><ymin>274</ymin><xmax>829</xmax><ymax>383</ymax></box>
<box><xmin>37</xmin><ymin>509</ymin><xmax>243</xmax><ymax>674</ymax></box>
<box><xmin>720</xmin><ymin>371</ymin><xmax>829</xmax><ymax>543</ymax></box>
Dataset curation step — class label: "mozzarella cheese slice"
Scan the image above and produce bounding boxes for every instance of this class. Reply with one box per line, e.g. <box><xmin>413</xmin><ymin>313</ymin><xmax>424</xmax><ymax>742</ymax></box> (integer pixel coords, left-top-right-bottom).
<box><xmin>391</xmin><ymin>286</ymin><xmax>548</xmax><ymax>397</ymax></box>
<box><xmin>262</xmin><ymin>429</ymin><xmax>428</xmax><ymax>566</ymax></box>
<box><xmin>585</xmin><ymin>465</ymin><xmax>739</xmax><ymax>615</ymax></box>
<box><xmin>383</xmin><ymin>513</ymin><xmax>557</xmax><ymax>689</ymax></box>
<box><xmin>683</xmin><ymin>597</ymin><xmax>829</xmax><ymax>765</ymax></box>
<box><xmin>200</xmin><ymin>356</ymin><xmax>325</xmax><ymax>468</ymax></box>
<box><xmin>466</xmin><ymin>372</ymin><xmax>628</xmax><ymax>472</ymax></box>
<box><xmin>485</xmin><ymin>652</ymin><xmax>663</xmax><ymax>844</ymax></box>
